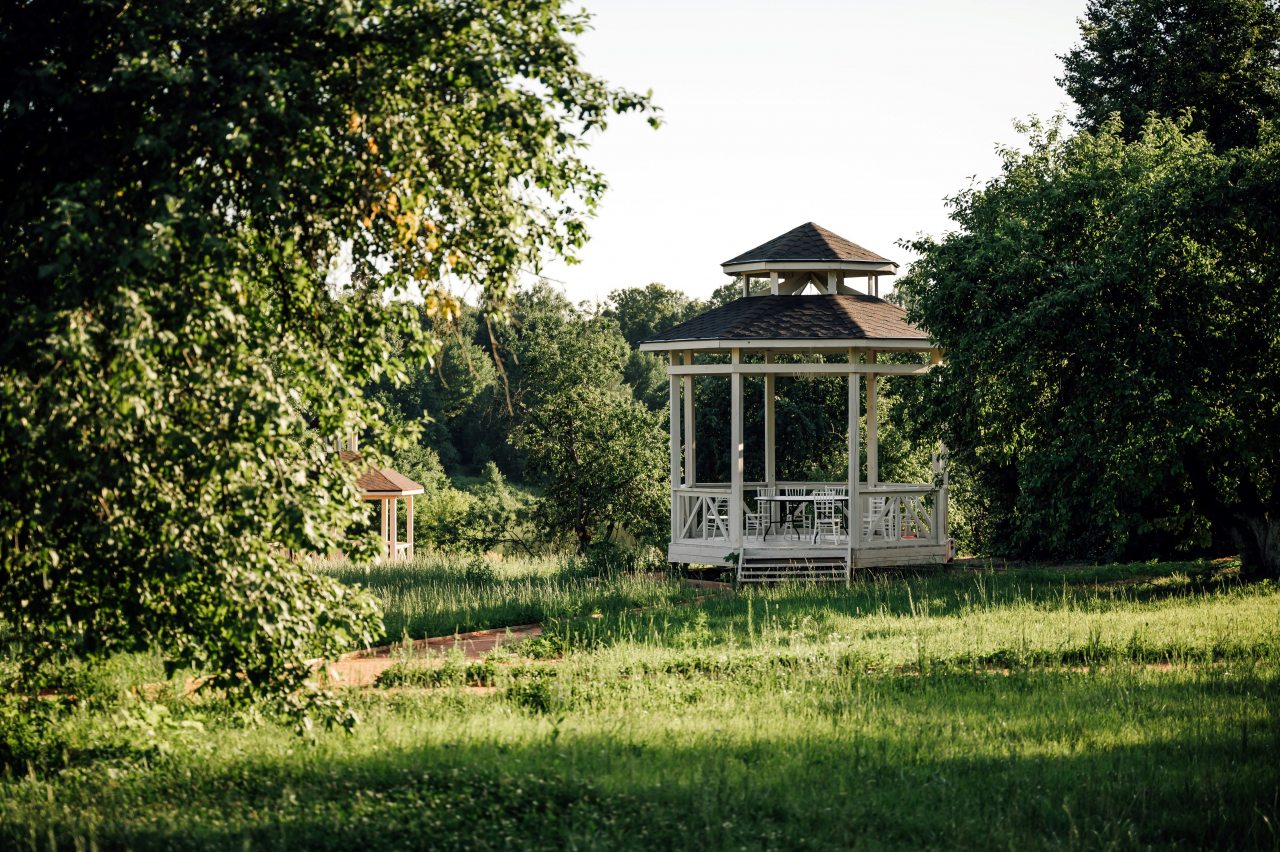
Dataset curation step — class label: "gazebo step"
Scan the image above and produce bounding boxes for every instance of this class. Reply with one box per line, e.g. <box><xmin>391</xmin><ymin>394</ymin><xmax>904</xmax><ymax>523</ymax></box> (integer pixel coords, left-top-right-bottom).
<box><xmin>737</xmin><ymin>553</ymin><xmax>849</xmax><ymax>583</ymax></box>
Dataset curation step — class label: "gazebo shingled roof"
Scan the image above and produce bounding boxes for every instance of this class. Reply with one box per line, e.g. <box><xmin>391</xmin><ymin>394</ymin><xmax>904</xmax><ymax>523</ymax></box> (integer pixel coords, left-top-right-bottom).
<box><xmin>641</xmin><ymin>294</ymin><xmax>928</xmax><ymax>347</ymax></box>
<box><xmin>339</xmin><ymin>450</ymin><xmax>424</xmax><ymax>495</ymax></box>
<box><xmin>723</xmin><ymin>222</ymin><xmax>896</xmax><ymax>266</ymax></box>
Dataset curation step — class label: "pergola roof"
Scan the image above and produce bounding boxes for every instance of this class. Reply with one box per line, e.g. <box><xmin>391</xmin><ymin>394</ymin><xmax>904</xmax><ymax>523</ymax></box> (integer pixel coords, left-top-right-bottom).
<box><xmin>638</xmin><ymin>294</ymin><xmax>930</xmax><ymax>350</ymax></box>
<box><xmin>339</xmin><ymin>450</ymin><xmax>425</xmax><ymax>496</ymax></box>
<box><xmin>723</xmin><ymin>222</ymin><xmax>895</xmax><ymax>267</ymax></box>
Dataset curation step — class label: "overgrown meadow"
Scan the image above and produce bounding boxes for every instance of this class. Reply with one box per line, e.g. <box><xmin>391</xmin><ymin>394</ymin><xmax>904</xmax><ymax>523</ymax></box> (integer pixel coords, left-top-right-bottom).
<box><xmin>2</xmin><ymin>558</ymin><xmax>1278</xmax><ymax>850</ymax></box>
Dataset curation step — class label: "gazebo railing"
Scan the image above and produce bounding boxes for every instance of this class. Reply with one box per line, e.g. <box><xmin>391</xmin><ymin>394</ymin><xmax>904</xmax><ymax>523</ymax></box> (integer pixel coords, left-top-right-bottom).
<box><xmin>672</xmin><ymin>482</ymin><xmax>945</xmax><ymax>547</ymax></box>
<box><xmin>856</xmin><ymin>485</ymin><xmax>940</xmax><ymax>546</ymax></box>
<box><xmin>675</xmin><ymin>486</ymin><xmax>732</xmax><ymax>541</ymax></box>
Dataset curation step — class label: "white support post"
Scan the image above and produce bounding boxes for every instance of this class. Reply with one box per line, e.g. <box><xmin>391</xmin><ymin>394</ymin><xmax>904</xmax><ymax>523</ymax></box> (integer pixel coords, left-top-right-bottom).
<box><xmin>683</xmin><ymin>350</ymin><xmax>696</xmax><ymax>486</ymax></box>
<box><xmin>848</xmin><ymin>349</ymin><xmax>861</xmax><ymax>558</ymax></box>
<box><xmin>770</xmin><ymin>271</ymin><xmax>779</xmax><ymax>296</ymax></box>
<box><xmin>764</xmin><ymin>352</ymin><xmax>776</xmax><ymax>488</ymax></box>
<box><xmin>407</xmin><ymin>494</ymin><xmax>414</xmax><ymax>560</ymax></box>
<box><xmin>378</xmin><ymin>498</ymin><xmax>388</xmax><ymax>560</ymax></box>
<box><xmin>827</xmin><ymin>270</ymin><xmax>837</xmax><ymax>294</ymax></box>
<box><xmin>866</xmin><ymin>350</ymin><xmax>879</xmax><ymax>487</ymax></box>
<box><xmin>669</xmin><ymin>352</ymin><xmax>681</xmax><ymax>543</ymax></box>
<box><xmin>389</xmin><ymin>497</ymin><xmax>399</xmax><ymax>560</ymax></box>
<box><xmin>742</xmin><ymin>275</ymin><xmax>750</xmax><ymax>298</ymax></box>
<box><xmin>730</xmin><ymin>348</ymin><xmax>744</xmax><ymax>549</ymax></box>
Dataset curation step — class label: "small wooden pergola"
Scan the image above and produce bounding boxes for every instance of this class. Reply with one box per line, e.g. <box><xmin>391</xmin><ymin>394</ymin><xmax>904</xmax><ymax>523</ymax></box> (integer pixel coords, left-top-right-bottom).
<box><xmin>339</xmin><ymin>448</ymin><xmax>423</xmax><ymax>561</ymax></box>
<box><xmin>638</xmin><ymin>222</ymin><xmax>950</xmax><ymax>582</ymax></box>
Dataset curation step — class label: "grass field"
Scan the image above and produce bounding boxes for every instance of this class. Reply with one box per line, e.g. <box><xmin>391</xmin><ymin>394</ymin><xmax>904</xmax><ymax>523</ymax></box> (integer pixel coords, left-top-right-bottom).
<box><xmin>317</xmin><ymin>551</ymin><xmax>699</xmax><ymax>642</ymax></box>
<box><xmin>2</xmin><ymin>558</ymin><xmax>1278</xmax><ymax>850</ymax></box>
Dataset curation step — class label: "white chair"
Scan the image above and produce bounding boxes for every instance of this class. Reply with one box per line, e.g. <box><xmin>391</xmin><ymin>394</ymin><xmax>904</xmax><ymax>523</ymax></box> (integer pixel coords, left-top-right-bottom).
<box><xmin>862</xmin><ymin>496</ymin><xmax>899</xmax><ymax>540</ymax></box>
<box><xmin>823</xmin><ymin>487</ymin><xmax>848</xmax><ymax>531</ymax></box>
<box><xmin>703</xmin><ymin>496</ymin><xmax>730</xmax><ymax>539</ymax></box>
<box><xmin>814</xmin><ymin>496</ymin><xmax>842</xmax><ymax>544</ymax></box>
<box><xmin>782</xmin><ymin>487</ymin><xmax>808</xmax><ymax>537</ymax></box>
<box><xmin>747</xmin><ymin>488</ymin><xmax>775</xmax><ymax>540</ymax></box>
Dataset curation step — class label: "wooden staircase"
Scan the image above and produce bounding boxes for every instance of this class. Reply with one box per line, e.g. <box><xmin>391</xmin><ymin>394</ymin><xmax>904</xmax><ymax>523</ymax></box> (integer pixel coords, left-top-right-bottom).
<box><xmin>737</xmin><ymin>549</ymin><xmax>851</xmax><ymax>583</ymax></box>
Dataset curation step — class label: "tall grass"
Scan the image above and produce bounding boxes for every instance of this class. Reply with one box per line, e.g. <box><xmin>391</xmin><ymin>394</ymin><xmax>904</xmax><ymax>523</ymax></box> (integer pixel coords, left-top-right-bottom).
<box><xmin>2</xmin><ymin>557</ymin><xmax>1277</xmax><ymax>850</ymax></box>
<box><xmin>554</xmin><ymin>559</ymin><xmax>1280</xmax><ymax>672</ymax></box>
<box><xmin>319</xmin><ymin>552</ymin><xmax>699</xmax><ymax>642</ymax></box>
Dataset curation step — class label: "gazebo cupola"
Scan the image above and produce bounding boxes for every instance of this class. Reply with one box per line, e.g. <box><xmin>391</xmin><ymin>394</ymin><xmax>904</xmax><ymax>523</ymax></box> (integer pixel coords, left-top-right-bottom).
<box><xmin>723</xmin><ymin>221</ymin><xmax>899</xmax><ymax>298</ymax></box>
<box><xmin>639</xmin><ymin>223</ymin><xmax>950</xmax><ymax>583</ymax></box>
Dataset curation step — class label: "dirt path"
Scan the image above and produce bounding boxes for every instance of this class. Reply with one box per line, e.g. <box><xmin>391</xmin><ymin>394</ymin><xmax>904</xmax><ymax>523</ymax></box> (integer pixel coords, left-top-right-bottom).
<box><xmin>324</xmin><ymin>623</ymin><xmax>544</xmax><ymax>687</ymax></box>
<box><xmin>324</xmin><ymin>578</ymin><xmax>735</xmax><ymax>688</ymax></box>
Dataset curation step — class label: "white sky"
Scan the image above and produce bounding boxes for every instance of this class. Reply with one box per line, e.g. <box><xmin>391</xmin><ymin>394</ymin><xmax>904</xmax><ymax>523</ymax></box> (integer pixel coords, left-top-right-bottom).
<box><xmin>533</xmin><ymin>0</ymin><xmax>1088</xmax><ymax>305</ymax></box>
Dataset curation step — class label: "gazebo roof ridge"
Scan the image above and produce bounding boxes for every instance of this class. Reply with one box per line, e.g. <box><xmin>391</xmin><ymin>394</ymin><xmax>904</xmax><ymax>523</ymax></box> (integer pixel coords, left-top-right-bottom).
<box><xmin>339</xmin><ymin>449</ymin><xmax>425</xmax><ymax>496</ymax></box>
<box><xmin>720</xmin><ymin>222</ymin><xmax>899</xmax><ymax>278</ymax></box>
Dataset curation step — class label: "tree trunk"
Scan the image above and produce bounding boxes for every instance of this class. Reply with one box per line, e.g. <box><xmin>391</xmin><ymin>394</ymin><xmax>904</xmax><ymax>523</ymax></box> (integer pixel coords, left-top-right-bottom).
<box><xmin>1229</xmin><ymin>513</ymin><xmax>1280</xmax><ymax>581</ymax></box>
<box><xmin>574</xmin><ymin>521</ymin><xmax>592</xmax><ymax>555</ymax></box>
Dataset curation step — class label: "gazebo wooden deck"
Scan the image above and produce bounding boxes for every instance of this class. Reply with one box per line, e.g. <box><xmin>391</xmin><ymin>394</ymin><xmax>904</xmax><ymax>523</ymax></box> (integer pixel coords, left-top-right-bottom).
<box><xmin>638</xmin><ymin>223</ymin><xmax>951</xmax><ymax>582</ymax></box>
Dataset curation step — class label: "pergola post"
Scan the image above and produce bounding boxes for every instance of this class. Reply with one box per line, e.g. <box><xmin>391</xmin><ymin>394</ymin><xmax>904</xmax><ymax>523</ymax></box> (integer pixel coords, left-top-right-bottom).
<box><xmin>729</xmin><ymin>348</ymin><xmax>744</xmax><ymax>548</ymax></box>
<box><xmin>866</xmin><ymin>350</ymin><xmax>879</xmax><ymax>487</ymax></box>
<box><xmin>406</xmin><ymin>494</ymin><xmax>415</xmax><ymax>560</ymax></box>
<box><xmin>764</xmin><ymin>353</ymin><xmax>776</xmax><ymax>488</ymax></box>
<box><xmin>668</xmin><ymin>351</ymin><xmax>682</xmax><ymax>543</ymax></box>
<box><xmin>379</xmin><ymin>498</ymin><xmax>389</xmax><ymax>560</ymax></box>
<box><xmin>683</xmin><ymin>350</ymin><xmax>696</xmax><ymax>486</ymax></box>
<box><xmin>389</xmin><ymin>496</ymin><xmax>399</xmax><ymax>559</ymax></box>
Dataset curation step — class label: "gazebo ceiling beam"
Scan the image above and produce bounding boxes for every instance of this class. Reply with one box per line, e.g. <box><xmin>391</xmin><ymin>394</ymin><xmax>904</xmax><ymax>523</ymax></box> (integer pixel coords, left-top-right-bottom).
<box><xmin>640</xmin><ymin>338</ymin><xmax>937</xmax><ymax>353</ymax></box>
<box><xmin>722</xmin><ymin>260</ymin><xmax>897</xmax><ymax>277</ymax></box>
<box><xmin>667</xmin><ymin>362</ymin><xmax>933</xmax><ymax>376</ymax></box>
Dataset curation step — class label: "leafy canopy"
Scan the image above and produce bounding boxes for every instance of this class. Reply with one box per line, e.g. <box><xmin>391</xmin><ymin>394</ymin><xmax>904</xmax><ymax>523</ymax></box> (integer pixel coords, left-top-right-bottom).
<box><xmin>898</xmin><ymin>116</ymin><xmax>1280</xmax><ymax>577</ymax></box>
<box><xmin>0</xmin><ymin>0</ymin><xmax>653</xmax><ymax>715</ymax></box>
<box><xmin>515</xmin><ymin>383</ymin><xmax>668</xmax><ymax>553</ymax></box>
<box><xmin>1060</xmin><ymin>0</ymin><xmax>1280</xmax><ymax>150</ymax></box>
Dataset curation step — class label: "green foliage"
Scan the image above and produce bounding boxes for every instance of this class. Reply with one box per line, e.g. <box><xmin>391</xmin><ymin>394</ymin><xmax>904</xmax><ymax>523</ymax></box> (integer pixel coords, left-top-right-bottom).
<box><xmin>515</xmin><ymin>385</ymin><xmax>668</xmax><ymax>552</ymax></box>
<box><xmin>898</xmin><ymin>116</ymin><xmax>1280</xmax><ymax>577</ymax></box>
<box><xmin>1060</xmin><ymin>0</ymin><xmax>1280</xmax><ymax>150</ymax></box>
<box><xmin>0</xmin><ymin>0</ymin><xmax>653</xmax><ymax>715</ymax></box>
<box><xmin>604</xmin><ymin>283</ymin><xmax>703</xmax><ymax>348</ymax></box>
<box><xmin>374</xmin><ymin>654</ymin><xmax>496</xmax><ymax>689</ymax></box>
<box><xmin>376</xmin><ymin>306</ymin><xmax>499</xmax><ymax>470</ymax></box>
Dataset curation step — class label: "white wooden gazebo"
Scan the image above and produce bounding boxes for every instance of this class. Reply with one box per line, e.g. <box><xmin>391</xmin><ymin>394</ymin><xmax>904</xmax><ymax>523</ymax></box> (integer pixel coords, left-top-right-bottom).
<box><xmin>638</xmin><ymin>222</ymin><xmax>951</xmax><ymax>582</ymax></box>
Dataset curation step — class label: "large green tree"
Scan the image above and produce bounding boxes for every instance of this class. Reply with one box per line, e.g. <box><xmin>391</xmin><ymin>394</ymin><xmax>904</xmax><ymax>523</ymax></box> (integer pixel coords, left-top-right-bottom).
<box><xmin>1060</xmin><ymin>0</ymin><xmax>1280</xmax><ymax>150</ymax></box>
<box><xmin>0</xmin><ymin>0</ymin><xmax>651</xmax><ymax>713</ymax></box>
<box><xmin>514</xmin><ymin>384</ymin><xmax>667</xmax><ymax>553</ymax></box>
<box><xmin>605</xmin><ymin>283</ymin><xmax>704</xmax><ymax>411</ymax></box>
<box><xmin>898</xmin><ymin>117</ymin><xmax>1280</xmax><ymax>578</ymax></box>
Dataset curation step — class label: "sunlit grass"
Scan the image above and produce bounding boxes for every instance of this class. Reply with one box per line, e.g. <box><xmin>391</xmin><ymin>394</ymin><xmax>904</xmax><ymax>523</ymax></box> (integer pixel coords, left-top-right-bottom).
<box><xmin>3</xmin><ymin>557</ymin><xmax>1277</xmax><ymax>850</ymax></box>
<box><xmin>318</xmin><ymin>551</ymin><xmax>700</xmax><ymax>643</ymax></box>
